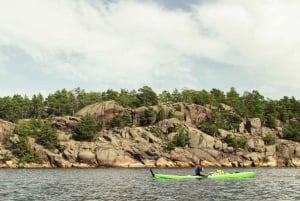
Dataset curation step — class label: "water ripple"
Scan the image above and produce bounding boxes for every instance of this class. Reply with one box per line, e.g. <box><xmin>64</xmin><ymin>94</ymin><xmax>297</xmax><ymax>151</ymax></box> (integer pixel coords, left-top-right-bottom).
<box><xmin>0</xmin><ymin>168</ymin><xmax>299</xmax><ymax>201</ymax></box>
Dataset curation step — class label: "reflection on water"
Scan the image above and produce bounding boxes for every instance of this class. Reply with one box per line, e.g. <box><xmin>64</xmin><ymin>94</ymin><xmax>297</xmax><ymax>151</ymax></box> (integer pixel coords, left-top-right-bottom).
<box><xmin>0</xmin><ymin>168</ymin><xmax>299</xmax><ymax>201</ymax></box>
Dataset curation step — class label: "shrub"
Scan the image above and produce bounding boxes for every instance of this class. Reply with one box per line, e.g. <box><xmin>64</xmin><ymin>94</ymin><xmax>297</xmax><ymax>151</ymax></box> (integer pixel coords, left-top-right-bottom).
<box><xmin>74</xmin><ymin>114</ymin><xmax>100</xmax><ymax>141</ymax></box>
<box><xmin>265</xmin><ymin>114</ymin><xmax>277</xmax><ymax>128</ymax></box>
<box><xmin>14</xmin><ymin>121</ymin><xmax>33</xmax><ymax>137</ymax></box>
<box><xmin>111</xmin><ymin>112</ymin><xmax>132</xmax><ymax>128</ymax></box>
<box><xmin>35</xmin><ymin>123</ymin><xmax>59</xmax><ymax>150</ymax></box>
<box><xmin>166</xmin><ymin>141</ymin><xmax>175</xmax><ymax>151</ymax></box>
<box><xmin>283</xmin><ymin>121</ymin><xmax>300</xmax><ymax>142</ymax></box>
<box><xmin>156</xmin><ymin>108</ymin><xmax>166</xmax><ymax>123</ymax></box>
<box><xmin>200</xmin><ymin>122</ymin><xmax>218</xmax><ymax>136</ymax></box>
<box><xmin>172</xmin><ymin>126</ymin><xmax>190</xmax><ymax>147</ymax></box>
<box><xmin>223</xmin><ymin>134</ymin><xmax>247</xmax><ymax>149</ymax></box>
<box><xmin>11</xmin><ymin>136</ymin><xmax>41</xmax><ymax>163</ymax></box>
<box><xmin>14</xmin><ymin>119</ymin><xmax>59</xmax><ymax>150</ymax></box>
<box><xmin>225</xmin><ymin>113</ymin><xmax>242</xmax><ymax>131</ymax></box>
<box><xmin>263</xmin><ymin>133</ymin><xmax>276</xmax><ymax>145</ymax></box>
<box><xmin>141</xmin><ymin>132</ymin><xmax>148</xmax><ymax>140</ymax></box>
<box><xmin>150</xmin><ymin>127</ymin><xmax>161</xmax><ymax>137</ymax></box>
<box><xmin>14</xmin><ymin>118</ymin><xmax>44</xmax><ymax>138</ymax></box>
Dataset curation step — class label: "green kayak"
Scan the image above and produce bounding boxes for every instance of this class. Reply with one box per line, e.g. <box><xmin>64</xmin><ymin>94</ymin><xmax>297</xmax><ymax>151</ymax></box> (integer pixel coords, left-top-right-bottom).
<box><xmin>151</xmin><ymin>169</ymin><xmax>255</xmax><ymax>180</ymax></box>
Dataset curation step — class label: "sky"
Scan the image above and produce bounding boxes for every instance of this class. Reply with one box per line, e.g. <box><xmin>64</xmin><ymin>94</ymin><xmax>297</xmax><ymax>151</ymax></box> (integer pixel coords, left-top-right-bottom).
<box><xmin>0</xmin><ymin>0</ymin><xmax>300</xmax><ymax>100</ymax></box>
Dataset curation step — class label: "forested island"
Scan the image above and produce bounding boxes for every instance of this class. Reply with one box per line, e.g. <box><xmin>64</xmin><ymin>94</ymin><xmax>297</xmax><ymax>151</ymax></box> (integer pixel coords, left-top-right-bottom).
<box><xmin>0</xmin><ymin>86</ymin><xmax>300</xmax><ymax>168</ymax></box>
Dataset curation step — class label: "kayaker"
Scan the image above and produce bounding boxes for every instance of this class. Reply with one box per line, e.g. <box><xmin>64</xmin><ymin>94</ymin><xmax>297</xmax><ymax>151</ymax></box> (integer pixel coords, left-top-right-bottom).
<box><xmin>195</xmin><ymin>159</ymin><xmax>207</xmax><ymax>176</ymax></box>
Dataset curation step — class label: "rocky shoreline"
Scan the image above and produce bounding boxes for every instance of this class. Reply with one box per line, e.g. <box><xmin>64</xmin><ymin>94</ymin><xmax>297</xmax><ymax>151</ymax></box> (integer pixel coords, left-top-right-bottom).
<box><xmin>1</xmin><ymin>101</ymin><xmax>300</xmax><ymax>168</ymax></box>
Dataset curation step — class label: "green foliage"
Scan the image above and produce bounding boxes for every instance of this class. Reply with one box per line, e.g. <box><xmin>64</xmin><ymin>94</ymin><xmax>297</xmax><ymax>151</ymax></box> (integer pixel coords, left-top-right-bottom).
<box><xmin>74</xmin><ymin>114</ymin><xmax>100</xmax><ymax>141</ymax></box>
<box><xmin>10</xmin><ymin>135</ymin><xmax>41</xmax><ymax>163</ymax></box>
<box><xmin>110</xmin><ymin>115</ymin><xmax>123</xmax><ymax>128</ymax></box>
<box><xmin>265</xmin><ymin>114</ymin><xmax>277</xmax><ymax>128</ymax></box>
<box><xmin>111</xmin><ymin>112</ymin><xmax>132</xmax><ymax>128</ymax></box>
<box><xmin>223</xmin><ymin>134</ymin><xmax>247</xmax><ymax>149</ymax></box>
<box><xmin>14</xmin><ymin>119</ymin><xmax>59</xmax><ymax>150</ymax></box>
<box><xmin>14</xmin><ymin>121</ymin><xmax>34</xmax><ymax>137</ymax></box>
<box><xmin>225</xmin><ymin>112</ymin><xmax>242</xmax><ymax>131</ymax></box>
<box><xmin>200</xmin><ymin>122</ymin><xmax>218</xmax><ymax>136</ymax></box>
<box><xmin>0</xmin><ymin>152</ymin><xmax>12</xmax><ymax>163</ymax></box>
<box><xmin>31</xmin><ymin>93</ymin><xmax>46</xmax><ymax>118</ymax></box>
<box><xmin>180</xmin><ymin>89</ymin><xmax>211</xmax><ymax>105</ymax></box>
<box><xmin>140</xmin><ymin>107</ymin><xmax>154</xmax><ymax>126</ymax></box>
<box><xmin>210</xmin><ymin>88</ymin><xmax>225</xmax><ymax>106</ymax></box>
<box><xmin>149</xmin><ymin>127</ymin><xmax>161</xmax><ymax>137</ymax></box>
<box><xmin>242</xmin><ymin>90</ymin><xmax>265</xmax><ymax>120</ymax></box>
<box><xmin>226</xmin><ymin>87</ymin><xmax>241</xmax><ymax>111</ymax></box>
<box><xmin>264</xmin><ymin>100</ymin><xmax>279</xmax><ymax>127</ymax></box>
<box><xmin>278</xmin><ymin>96</ymin><xmax>300</xmax><ymax>122</ymax></box>
<box><xmin>73</xmin><ymin>87</ymin><xmax>102</xmax><ymax>110</ymax></box>
<box><xmin>102</xmin><ymin>89</ymin><xmax>119</xmax><ymax>101</ymax></box>
<box><xmin>283</xmin><ymin>121</ymin><xmax>300</xmax><ymax>142</ymax></box>
<box><xmin>172</xmin><ymin>126</ymin><xmax>190</xmax><ymax>147</ymax></box>
<box><xmin>158</xmin><ymin>90</ymin><xmax>173</xmax><ymax>102</ymax></box>
<box><xmin>46</xmin><ymin>89</ymin><xmax>76</xmax><ymax>116</ymax></box>
<box><xmin>117</xmin><ymin>89</ymin><xmax>140</xmax><ymax>108</ymax></box>
<box><xmin>170</xmin><ymin>89</ymin><xmax>182</xmax><ymax>102</ymax></box>
<box><xmin>223</xmin><ymin>134</ymin><xmax>234</xmax><ymax>146</ymax></box>
<box><xmin>137</xmin><ymin>86</ymin><xmax>158</xmax><ymax>107</ymax></box>
<box><xmin>14</xmin><ymin>118</ymin><xmax>44</xmax><ymax>138</ymax></box>
<box><xmin>1</xmin><ymin>86</ymin><xmax>300</xmax><ymax>145</ymax></box>
<box><xmin>141</xmin><ymin>132</ymin><xmax>148</xmax><ymax>140</ymax></box>
<box><xmin>263</xmin><ymin>133</ymin><xmax>276</xmax><ymax>145</ymax></box>
<box><xmin>0</xmin><ymin>95</ymin><xmax>32</xmax><ymax>122</ymax></box>
<box><xmin>35</xmin><ymin>123</ymin><xmax>59</xmax><ymax>150</ymax></box>
<box><xmin>166</xmin><ymin>141</ymin><xmax>175</xmax><ymax>151</ymax></box>
<box><xmin>156</xmin><ymin>108</ymin><xmax>166</xmax><ymax>123</ymax></box>
<box><xmin>204</xmin><ymin>110</ymin><xmax>229</xmax><ymax>131</ymax></box>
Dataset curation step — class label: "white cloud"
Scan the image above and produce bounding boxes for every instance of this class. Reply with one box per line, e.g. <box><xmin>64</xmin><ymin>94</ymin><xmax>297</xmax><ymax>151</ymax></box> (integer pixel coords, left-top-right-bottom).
<box><xmin>0</xmin><ymin>1</ymin><xmax>196</xmax><ymax>83</ymax></box>
<box><xmin>0</xmin><ymin>0</ymin><xmax>299</xmax><ymax>98</ymax></box>
<box><xmin>191</xmin><ymin>0</ymin><xmax>300</xmax><ymax>97</ymax></box>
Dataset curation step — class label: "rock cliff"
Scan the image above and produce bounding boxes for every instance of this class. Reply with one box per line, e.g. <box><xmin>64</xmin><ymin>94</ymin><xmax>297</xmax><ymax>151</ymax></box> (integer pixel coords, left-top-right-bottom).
<box><xmin>1</xmin><ymin>101</ymin><xmax>300</xmax><ymax>168</ymax></box>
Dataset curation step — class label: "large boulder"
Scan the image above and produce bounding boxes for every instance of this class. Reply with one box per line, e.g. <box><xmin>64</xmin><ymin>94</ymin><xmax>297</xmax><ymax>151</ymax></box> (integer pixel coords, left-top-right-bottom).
<box><xmin>265</xmin><ymin>145</ymin><xmax>276</xmax><ymax>157</ymax></box>
<box><xmin>243</xmin><ymin>152</ymin><xmax>263</xmax><ymax>162</ymax></box>
<box><xmin>113</xmin><ymin>155</ymin><xmax>139</xmax><ymax>167</ymax></box>
<box><xmin>219</xmin><ymin>158</ymin><xmax>232</xmax><ymax>167</ymax></box>
<box><xmin>167</xmin><ymin>147</ymin><xmax>194</xmax><ymax>163</ymax></box>
<box><xmin>157</xmin><ymin>118</ymin><xmax>181</xmax><ymax>134</ymax></box>
<box><xmin>95</xmin><ymin>147</ymin><xmax>119</xmax><ymax>166</ymax></box>
<box><xmin>245</xmin><ymin>118</ymin><xmax>262</xmax><ymax>134</ymax></box>
<box><xmin>47</xmin><ymin>152</ymin><xmax>73</xmax><ymax>168</ymax></box>
<box><xmin>184</xmin><ymin>104</ymin><xmax>211</xmax><ymax>126</ymax></box>
<box><xmin>49</xmin><ymin>116</ymin><xmax>79</xmax><ymax>131</ymax></box>
<box><xmin>78</xmin><ymin>150</ymin><xmax>96</xmax><ymax>164</ymax></box>
<box><xmin>0</xmin><ymin>119</ymin><xmax>14</xmax><ymax>142</ymax></box>
<box><xmin>156</xmin><ymin>157</ymin><xmax>175</xmax><ymax>167</ymax></box>
<box><xmin>295</xmin><ymin>145</ymin><xmax>300</xmax><ymax>158</ymax></box>
<box><xmin>62</xmin><ymin>141</ymin><xmax>81</xmax><ymax>163</ymax></box>
<box><xmin>291</xmin><ymin>158</ymin><xmax>300</xmax><ymax>166</ymax></box>
<box><xmin>247</xmin><ymin>137</ymin><xmax>265</xmax><ymax>149</ymax></box>
<box><xmin>218</xmin><ymin>129</ymin><xmax>233</xmax><ymax>139</ymax></box>
<box><xmin>30</xmin><ymin>138</ymin><xmax>72</xmax><ymax>168</ymax></box>
<box><xmin>188</xmin><ymin>127</ymin><xmax>216</xmax><ymax>149</ymax></box>
<box><xmin>76</xmin><ymin>101</ymin><xmax>125</xmax><ymax>129</ymax></box>
<box><xmin>170</xmin><ymin>103</ymin><xmax>210</xmax><ymax>126</ymax></box>
<box><xmin>132</xmin><ymin>106</ymin><xmax>148</xmax><ymax>126</ymax></box>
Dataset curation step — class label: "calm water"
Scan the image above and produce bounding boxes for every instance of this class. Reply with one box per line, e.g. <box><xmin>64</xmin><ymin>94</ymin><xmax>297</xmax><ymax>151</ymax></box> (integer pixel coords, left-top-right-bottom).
<box><xmin>0</xmin><ymin>168</ymin><xmax>299</xmax><ymax>201</ymax></box>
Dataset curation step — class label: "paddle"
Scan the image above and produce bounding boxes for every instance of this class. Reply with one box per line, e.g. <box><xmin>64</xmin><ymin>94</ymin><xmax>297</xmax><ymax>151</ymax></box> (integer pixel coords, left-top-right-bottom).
<box><xmin>149</xmin><ymin>168</ymin><xmax>155</xmax><ymax>177</ymax></box>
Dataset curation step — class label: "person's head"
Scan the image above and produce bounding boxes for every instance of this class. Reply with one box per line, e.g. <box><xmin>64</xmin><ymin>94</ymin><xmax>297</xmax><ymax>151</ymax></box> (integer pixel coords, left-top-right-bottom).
<box><xmin>199</xmin><ymin>159</ymin><xmax>203</xmax><ymax>164</ymax></box>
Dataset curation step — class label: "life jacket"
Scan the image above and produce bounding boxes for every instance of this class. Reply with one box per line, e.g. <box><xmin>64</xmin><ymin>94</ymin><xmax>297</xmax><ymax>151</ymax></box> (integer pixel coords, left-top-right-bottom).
<box><xmin>195</xmin><ymin>166</ymin><xmax>204</xmax><ymax>175</ymax></box>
